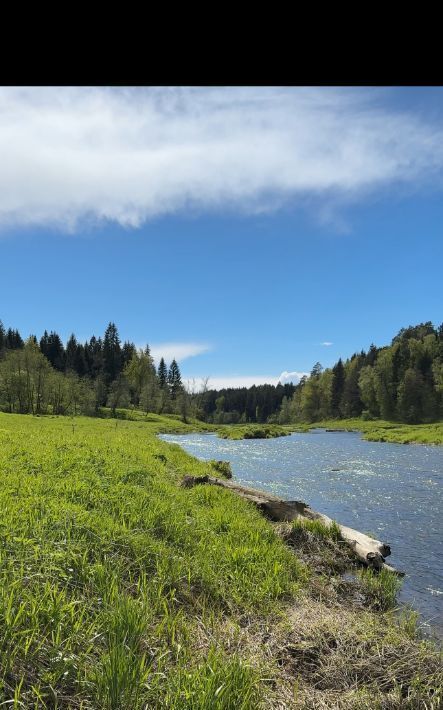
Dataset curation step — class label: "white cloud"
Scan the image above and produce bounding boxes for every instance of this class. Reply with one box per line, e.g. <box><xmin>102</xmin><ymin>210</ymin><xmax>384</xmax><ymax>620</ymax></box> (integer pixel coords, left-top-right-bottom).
<box><xmin>184</xmin><ymin>370</ymin><xmax>309</xmax><ymax>390</ymax></box>
<box><xmin>149</xmin><ymin>342</ymin><xmax>211</xmax><ymax>365</ymax></box>
<box><xmin>321</xmin><ymin>341</ymin><xmax>333</xmax><ymax>346</ymax></box>
<box><xmin>1</xmin><ymin>86</ymin><xmax>443</xmax><ymax>230</ymax></box>
<box><xmin>278</xmin><ymin>370</ymin><xmax>309</xmax><ymax>385</ymax></box>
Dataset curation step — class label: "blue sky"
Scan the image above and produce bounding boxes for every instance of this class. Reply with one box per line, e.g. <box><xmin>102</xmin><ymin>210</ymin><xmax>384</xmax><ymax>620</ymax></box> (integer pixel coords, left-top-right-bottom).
<box><xmin>0</xmin><ymin>87</ymin><xmax>442</xmax><ymax>388</ymax></box>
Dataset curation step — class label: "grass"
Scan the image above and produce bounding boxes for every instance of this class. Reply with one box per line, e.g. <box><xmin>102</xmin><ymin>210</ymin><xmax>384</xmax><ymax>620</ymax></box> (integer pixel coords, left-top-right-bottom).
<box><xmin>0</xmin><ymin>412</ymin><xmax>302</xmax><ymax>708</ymax></box>
<box><xmin>292</xmin><ymin>418</ymin><xmax>443</xmax><ymax>445</ymax></box>
<box><xmin>218</xmin><ymin>424</ymin><xmax>289</xmax><ymax>440</ymax></box>
<box><xmin>208</xmin><ymin>459</ymin><xmax>233</xmax><ymax>478</ymax></box>
<box><xmin>291</xmin><ymin>518</ymin><xmax>342</xmax><ymax>542</ymax></box>
<box><xmin>357</xmin><ymin>568</ymin><xmax>403</xmax><ymax>611</ymax></box>
<box><xmin>0</xmin><ymin>410</ymin><xmax>441</xmax><ymax>708</ymax></box>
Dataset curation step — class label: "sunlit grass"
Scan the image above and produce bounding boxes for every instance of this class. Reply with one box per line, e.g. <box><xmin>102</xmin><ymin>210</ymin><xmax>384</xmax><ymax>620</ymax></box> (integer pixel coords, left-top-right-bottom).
<box><xmin>0</xmin><ymin>412</ymin><xmax>302</xmax><ymax>707</ymax></box>
<box><xmin>299</xmin><ymin>418</ymin><xmax>443</xmax><ymax>445</ymax></box>
<box><xmin>0</xmin><ymin>411</ymin><xmax>440</xmax><ymax>708</ymax></box>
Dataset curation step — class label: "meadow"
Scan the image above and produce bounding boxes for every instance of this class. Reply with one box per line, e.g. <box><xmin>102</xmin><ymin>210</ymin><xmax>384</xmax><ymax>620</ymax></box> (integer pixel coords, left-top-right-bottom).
<box><xmin>0</xmin><ymin>412</ymin><xmax>441</xmax><ymax>708</ymax></box>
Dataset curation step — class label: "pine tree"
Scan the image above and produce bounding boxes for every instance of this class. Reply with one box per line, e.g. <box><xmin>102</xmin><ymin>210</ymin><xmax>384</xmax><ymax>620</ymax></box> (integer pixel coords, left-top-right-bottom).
<box><xmin>65</xmin><ymin>334</ymin><xmax>78</xmax><ymax>372</ymax></box>
<box><xmin>40</xmin><ymin>330</ymin><xmax>50</xmax><ymax>358</ymax></box>
<box><xmin>122</xmin><ymin>341</ymin><xmax>137</xmax><ymax>368</ymax></box>
<box><xmin>167</xmin><ymin>359</ymin><xmax>182</xmax><ymax>400</ymax></box>
<box><xmin>158</xmin><ymin>358</ymin><xmax>167</xmax><ymax>389</ymax></box>
<box><xmin>6</xmin><ymin>329</ymin><xmax>24</xmax><ymax>349</ymax></box>
<box><xmin>103</xmin><ymin>323</ymin><xmax>122</xmax><ymax>384</ymax></box>
<box><xmin>341</xmin><ymin>357</ymin><xmax>364</xmax><ymax>417</ymax></box>
<box><xmin>90</xmin><ymin>337</ymin><xmax>104</xmax><ymax>379</ymax></box>
<box><xmin>0</xmin><ymin>320</ymin><xmax>5</xmax><ymax>351</ymax></box>
<box><xmin>330</xmin><ymin>359</ymin><xmax>345</xmax><ymax>417</ymax></box>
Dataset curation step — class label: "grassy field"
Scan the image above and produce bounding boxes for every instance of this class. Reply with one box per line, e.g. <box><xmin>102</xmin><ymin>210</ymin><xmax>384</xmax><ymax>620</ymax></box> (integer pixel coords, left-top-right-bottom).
<box><xmin>291</xmin><ymin>419</ymin><xmax>443</xmax><ymax>445</ymax></box>
<box><xmin>0</xmin><ymin>412</ymin><xmax>441</xmax><ymax>708</ymax></box>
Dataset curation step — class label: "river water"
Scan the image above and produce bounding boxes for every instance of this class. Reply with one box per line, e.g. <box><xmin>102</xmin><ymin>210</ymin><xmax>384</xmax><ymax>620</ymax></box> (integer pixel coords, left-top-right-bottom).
<box><xmin>160</xmin><ymin>429</ymin><xmax>443</xmax><ymax>636</ymax></box>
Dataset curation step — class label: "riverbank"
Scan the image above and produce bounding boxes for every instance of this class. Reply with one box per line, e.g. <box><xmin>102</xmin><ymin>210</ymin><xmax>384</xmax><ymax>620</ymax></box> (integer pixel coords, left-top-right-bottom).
<box><xmin>0</xmin><ymin>412</ymin><xmax>441</xmax><ymax>708</ymax></box>
<box><xmin>291</xmin><ymin>419</ymin><xmax>443</xmax><ymax>445</ymax></box>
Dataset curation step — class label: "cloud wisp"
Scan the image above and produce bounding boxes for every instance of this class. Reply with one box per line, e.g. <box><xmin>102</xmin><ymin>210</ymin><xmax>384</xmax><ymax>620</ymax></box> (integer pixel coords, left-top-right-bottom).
<box><xmin>321</xmin><ymin>341</ymin><xmax>333</xmax><ymax>346</ymax></box>
<box><xmin>1</xmin><ymin>86</ymin><xmax>443</xmax><ymax>230</ymax></box>
<box><xmin>149</xmin><ymin>342</ymin><xmax>211</xmax><ymax>365</ymax></box>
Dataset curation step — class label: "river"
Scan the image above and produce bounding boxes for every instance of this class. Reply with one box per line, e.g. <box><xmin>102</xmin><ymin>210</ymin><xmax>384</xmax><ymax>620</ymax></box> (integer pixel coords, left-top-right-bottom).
<box><xmin>160</xmin><ymin>429</ymin><xmax>443</xmax><ymax>637</ymax></box>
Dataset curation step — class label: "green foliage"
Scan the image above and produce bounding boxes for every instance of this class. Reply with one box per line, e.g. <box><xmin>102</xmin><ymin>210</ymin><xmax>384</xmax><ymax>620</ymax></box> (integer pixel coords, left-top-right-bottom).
<box><xmin>283</xmin><ymin>321</ymin><xmax>443</xmax><ymax>426</ymax></box>
<box><xmin>219</xmin><ymin>425</ymin><xmax>289</xmax><ymax>440</ymax></box>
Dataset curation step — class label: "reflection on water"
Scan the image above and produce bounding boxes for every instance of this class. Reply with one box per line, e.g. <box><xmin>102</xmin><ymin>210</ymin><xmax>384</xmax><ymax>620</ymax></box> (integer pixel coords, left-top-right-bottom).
<box><xmin>160</xmin><ymin>429</ymin><xmax>443</xmax><ymax>636</ymax></box>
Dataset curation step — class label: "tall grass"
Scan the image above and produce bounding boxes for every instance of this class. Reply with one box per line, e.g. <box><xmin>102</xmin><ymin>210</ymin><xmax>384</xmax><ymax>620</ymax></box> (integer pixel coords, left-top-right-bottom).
<box><xmin>0</xmin><ymin>412</ymin><xmax>302</xmax><ymax>707</ymax></box>
<box><xmin>0</xmin><ymin>411</ymin><xmax>440</xmax><ymax>708</ymax></box>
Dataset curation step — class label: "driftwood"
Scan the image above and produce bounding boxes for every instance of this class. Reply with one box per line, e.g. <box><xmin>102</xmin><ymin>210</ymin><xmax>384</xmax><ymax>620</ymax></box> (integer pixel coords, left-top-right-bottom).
<box><xmin>181</xmin><ymin>475</ymin><xmax>404</xmax><ymax>576</ymax></box>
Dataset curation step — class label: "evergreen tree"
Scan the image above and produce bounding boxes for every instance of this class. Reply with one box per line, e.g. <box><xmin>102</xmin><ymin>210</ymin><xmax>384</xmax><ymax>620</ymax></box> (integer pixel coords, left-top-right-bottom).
<box><xmin>89</xmin><ymin>337</ymin><xmax>104</xmax><ymax>379</ymax></box>
<box><xmin>158</xmin><ymin>358</ymin><xmax>167</xmax><ymax>388</ymax></box>
<box><xmin>103</xmin><ymin>323</ymin><xmax>122</xmax><ymax>384</ymax></box>
<box><xmin>6</xmin><ymin>328</ymin><xmax>24</xmax><ymax>349</ymax></box>
<box><xmin>122</xmin><ymin>341</ymin><xmax>137</xmax><ymax>368</ymax></box>
<box><xmin>341</xmin><ymin>357</ymin><xmax>364</xmax><ymax>417</ymax></box>
<box><xmin>65</xmin><ymin>334</ymin><xmax>78</xmax><ymax>372</ymax></box>
<box><xmin>330</xmin><ymin>358</ymin><xmax>345</xmax><ymax>417</ymax></box>
<box><xmin>48</xmin><ymin>332</ymin><xmax>65</xmax><ymax>371</ymax></box>
<box><xmin>167</xmin><ymin>359</ymin><xmax>183</xmax><ymax>400</ymax></box>
<box><xmin>0</xmin><ymin>320</ymin><xmax>5</xmax><ymax>352</ymax></box>
<box><xmin>74</xmin><ymin>343</ymin><xmax>87</xmax><ymax>377</ymax></box>
<box><xmin>365</xmin><ymin>344</ymin><xmax>378</xmax><ymax>367</ymax></box>
<box><xmin>39</xmin><ymin>330</ymin><xmax>50</xmax><ymax>359</ymax></box>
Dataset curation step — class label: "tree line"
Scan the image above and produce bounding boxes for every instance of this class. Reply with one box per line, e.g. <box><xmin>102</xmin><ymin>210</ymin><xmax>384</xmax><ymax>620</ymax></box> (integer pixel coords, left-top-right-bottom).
<box><xmin>1</xmin><ymin>319</ymin><xmax>441</xmax><ymax>424</ymax></box>
<box><xmin>191</xmin><ymin>322</ymin><xmax>442</xmax><ymax>425</ymax></box>
<box><xmin>278</xmin><ymin>322</ymin><xmax>443</xmax><ymax>425</ymax></box>
<box><xmin>199</xmin><ymin>383</ymin><xmax>296</xmax><ymax>424</ymax></box>
<box><xmin>0</xmin><ymin>321</ymin><xmax>187</xmax><ymax>418</ymax></box>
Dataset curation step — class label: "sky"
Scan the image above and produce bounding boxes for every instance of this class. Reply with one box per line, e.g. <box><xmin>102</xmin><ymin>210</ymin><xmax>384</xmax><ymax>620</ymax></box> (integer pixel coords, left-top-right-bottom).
<box><xmin>0</xmin><ymin>86</ymin><xmax>442</xmax><ymax>389</ymax></box>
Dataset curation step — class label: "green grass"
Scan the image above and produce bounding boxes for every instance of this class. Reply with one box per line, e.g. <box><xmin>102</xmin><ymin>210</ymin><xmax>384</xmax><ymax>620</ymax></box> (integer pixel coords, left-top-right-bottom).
<box><xmin>291</xmin><ymin>517</ymin><xmax>341</xmax><ymax>542</ymax></box>
<box><xmin>218</xmin><ymin>424</ymin><xmax>289</xmax><ymax>440</ymax></box>
<box><xmin>293</xmin><ymin>418</ymin><xmax>443</xmax><ymax>445</ymax></box>
<box><xmin>208</xmin><ymin>459</ymin><xmax>233</xmax><ymax>478</ymax></box>
<box><xmin>0</xmin><ymin>411</ymin><xmax>441</xmax><ymax>708</ymax></box>
<box><xmin>357</xmin><ymin>568</ymin><xmax>404</xmax><ymax>611</ymax></box>
<box><xmin>0</xmin><ymin>412</ymin><xmax>303</xmax><ymax>708</ymax></box>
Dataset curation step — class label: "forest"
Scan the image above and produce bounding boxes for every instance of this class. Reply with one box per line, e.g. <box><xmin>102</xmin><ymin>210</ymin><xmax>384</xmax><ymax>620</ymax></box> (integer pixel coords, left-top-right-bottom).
<box><xmin>0</xmin><ymin>320</ymin><xmax>442</xmax><ymax>424</ymax></box>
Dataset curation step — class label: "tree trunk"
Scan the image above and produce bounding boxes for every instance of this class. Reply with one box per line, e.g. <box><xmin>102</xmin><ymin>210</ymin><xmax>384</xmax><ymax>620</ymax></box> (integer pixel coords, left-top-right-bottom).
<box><xmin>181</xmin><ymin>475</ymin><xmax>404</xmax><ymax>575</ymax></box>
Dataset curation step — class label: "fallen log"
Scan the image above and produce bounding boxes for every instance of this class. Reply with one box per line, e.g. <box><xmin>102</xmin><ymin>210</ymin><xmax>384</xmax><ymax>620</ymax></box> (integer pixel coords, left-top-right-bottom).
<box><xmin>181</xmin><ymin>475</ymin><xmax>404</xmax><ymax>576</ymax></box>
